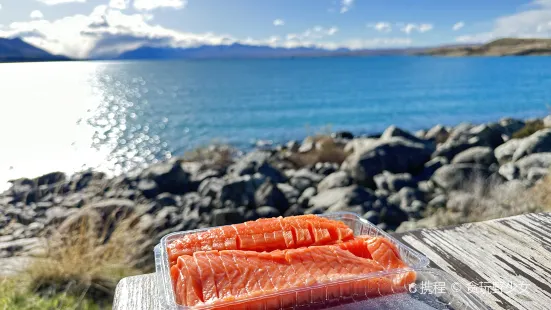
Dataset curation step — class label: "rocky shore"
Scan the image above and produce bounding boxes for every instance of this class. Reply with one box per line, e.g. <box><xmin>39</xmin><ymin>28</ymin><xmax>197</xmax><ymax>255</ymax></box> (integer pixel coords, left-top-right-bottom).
<box><xmin>2</xmin><ymin>116</ymin><xmax>551</xmax><ymax>268</ymax></box>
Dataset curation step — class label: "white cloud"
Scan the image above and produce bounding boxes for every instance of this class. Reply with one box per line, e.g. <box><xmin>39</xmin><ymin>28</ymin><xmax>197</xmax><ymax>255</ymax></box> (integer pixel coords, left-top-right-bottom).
<box><xmin>457</xmin><ymin>0</ymin><xmax>551</xmax><ymax>43</ymax></box>
<box><xmin>368</xmin><ymin>22</ymin><xmax>392</xmax><ymax>33</ymax></box>
<box><xmin>133</xmin><ymin>0</ymin><xmax>186</xmax><ymax>11</ymax></box>
<box><xmin>109</xmin><ymin>0</ymin><xmax>129</xmax><ymax>10</ymax></box>
<box><xmin>400</xmin><ymin>23</ymin><xmax>434</xmax><ymax>34</ymax></box>
<box><xmin>286</xmin><ymin>26</ymin><xmax>339</xmax><ymax>41</ymax></box>
<box><xmin>36</xmin><ymin>0</ymin><xmax>85</xmax><ymax>5</ymax></box>
<box><xmin>30</xmin><ymin>10</ymin><xmax>44</xmax><ymax>20</ymax></box>
<box><xmin>452</xmin><ymin>21</ymin><xmax>465</xmax><ymax>31</ymax></box>
<box><xmin>340</xmin><ymin>0</ymin><xmax>354</xmax><ymax>13</ymax></box>
<box><xmin>273</xmin><ymin>19</ymin><xmax>285</xmax><ymax>26</ymax></box>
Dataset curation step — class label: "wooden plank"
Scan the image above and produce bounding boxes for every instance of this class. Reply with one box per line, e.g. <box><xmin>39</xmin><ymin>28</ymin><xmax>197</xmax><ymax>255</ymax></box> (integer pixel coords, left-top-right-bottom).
<box><xmin>113</xmin><ymin>273</ymin><xmax>162</xmax><ymax>310</ymax></box>
<box><xmin>113</xmin><ymin>212</ymin><xmax>551</xmax><ymax>310</ymax></box>
<box><xmin>396</xmin><ymin>212</ymin><xmax>551</xmax><ymax>310</ymax></box>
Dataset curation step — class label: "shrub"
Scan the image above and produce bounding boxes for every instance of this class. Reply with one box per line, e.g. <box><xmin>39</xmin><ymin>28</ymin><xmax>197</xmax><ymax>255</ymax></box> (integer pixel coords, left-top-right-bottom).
<box><xmin>512</xmin><ymin>120</ymin><xmax>545</xmax><ymax>139</ymax></box>
<box><xmin>285</xmin><ymin>135</ymin><xmax>351</xmax><ymax>168</ymax></box>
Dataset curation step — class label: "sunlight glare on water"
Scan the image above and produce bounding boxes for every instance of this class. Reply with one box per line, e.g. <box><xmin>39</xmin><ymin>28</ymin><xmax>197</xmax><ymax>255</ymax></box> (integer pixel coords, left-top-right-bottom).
<box><xmin>0</xmin><ymin>62</ymin><xmax>156</xmax><ymax>189</ymax></box>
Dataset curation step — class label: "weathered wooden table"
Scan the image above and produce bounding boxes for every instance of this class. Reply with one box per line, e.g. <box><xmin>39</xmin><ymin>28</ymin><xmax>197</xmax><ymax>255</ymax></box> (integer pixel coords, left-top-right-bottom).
<box><xmin>114</xmin><ymin>212</ymin><xmax>551</xmax><ymax>310</ymax></box>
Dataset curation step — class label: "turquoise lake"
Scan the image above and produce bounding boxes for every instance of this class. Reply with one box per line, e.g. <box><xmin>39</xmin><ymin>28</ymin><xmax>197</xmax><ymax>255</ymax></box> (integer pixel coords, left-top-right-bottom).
<box><xmin>1</xmin><ymin>56</ymin><xmax>551</xmax><ymax>184</ymax></box>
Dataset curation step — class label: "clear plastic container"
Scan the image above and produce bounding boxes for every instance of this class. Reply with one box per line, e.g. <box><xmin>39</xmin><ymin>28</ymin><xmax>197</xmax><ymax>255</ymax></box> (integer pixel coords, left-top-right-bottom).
<box><xmin>154</xmin><ymin>212</ymin><xmax>434</xmax><ymax>309</ymax></box>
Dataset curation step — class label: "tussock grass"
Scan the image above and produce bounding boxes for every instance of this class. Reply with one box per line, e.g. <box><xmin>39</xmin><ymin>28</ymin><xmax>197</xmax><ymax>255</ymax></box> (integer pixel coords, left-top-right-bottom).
<box><xmin>2</xmin><ymin>213</ymin><xmax>143</xmax><ymax>309</ymax></box>
<box><xmin>512</xmin><ymin>120</ymin><xmax>546</xmax><ymax>139</ymax></box>
<box><xmin>182</xmin><ymin>143</ymin><xmax>237</xmax><ymax>170</ymax></box>
<box><xmin>286</xmin><ymin>135</ymin><xmax>351</xmax><ymax>167</ymax></box>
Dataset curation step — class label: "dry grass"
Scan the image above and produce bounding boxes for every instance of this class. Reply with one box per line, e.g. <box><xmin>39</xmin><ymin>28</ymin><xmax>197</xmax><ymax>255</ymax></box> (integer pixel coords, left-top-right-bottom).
<box><xmin>402</xmin><ymin>175</ymin><xmax>548</xmax><ymax>231</ymax></box>
<box><xmin>3</xmin><ymin>213</ymin><xmax>144</xmax><ymax>309</ymax></box>
<box><xmin>286</xmin><ymin>135</ymin><xmax>351</xmax><ymax>168</ymax></box>
<box><xmin>511</xmin><ymin>119</ymin><xmax>546</xmax><ymax>139</ymax></box>
<box><xmin>182</xmin><ymin>143</ymin><xmax>237</xmax><ymax>171</ymax></box>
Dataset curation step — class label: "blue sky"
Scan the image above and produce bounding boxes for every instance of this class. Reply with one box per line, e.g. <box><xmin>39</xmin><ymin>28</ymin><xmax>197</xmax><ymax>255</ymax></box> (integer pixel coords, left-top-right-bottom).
<box><xmin>1</xmin><ymin>0</ymin><xmax>551</xmax><ymax>58</ymax></box>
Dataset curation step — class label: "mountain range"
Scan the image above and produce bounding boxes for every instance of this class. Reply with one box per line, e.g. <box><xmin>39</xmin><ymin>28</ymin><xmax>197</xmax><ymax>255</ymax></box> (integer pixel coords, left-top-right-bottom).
<box><xmin>0</xmin><ymin>38</ymin><xmax>69</xmax><ymax>62</ymax></box>
<box><xmin>1</xmin><ymin>37</ymin><xmax>551</xmax><ymax>62</ymax></box>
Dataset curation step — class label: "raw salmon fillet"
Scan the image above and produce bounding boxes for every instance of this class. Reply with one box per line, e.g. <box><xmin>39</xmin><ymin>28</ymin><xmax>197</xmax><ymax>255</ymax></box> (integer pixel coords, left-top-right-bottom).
<box><xmin>170</xmin><ymin>237</ymin><xmax>415</xmax><ymax>309</ymax></box>
<box><xmin>167</xmin><ymin>215</ymin><xmax>354</xmax><ymax>266</ymax></box>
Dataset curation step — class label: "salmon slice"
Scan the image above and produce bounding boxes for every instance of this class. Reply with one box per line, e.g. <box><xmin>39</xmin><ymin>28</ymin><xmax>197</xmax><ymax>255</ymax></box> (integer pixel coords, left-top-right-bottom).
<box><xmin>171</xmin><ymin>242</ymin><xmax>402</xmax><ymax>308</ymax></box>
<box><xmin>366</xmin><ymin>236</ymin><xmax>416</xmax><ymax>289</ymax></box>
<box><xmin>167</xmin><ymin>215</ymin><xmax>354</xmax><ymax>266</ymax></box>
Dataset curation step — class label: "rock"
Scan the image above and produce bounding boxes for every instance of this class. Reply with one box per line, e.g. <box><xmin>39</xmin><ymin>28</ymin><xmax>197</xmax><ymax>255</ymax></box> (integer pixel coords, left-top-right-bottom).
<box><xmin>137</xmin><ymin>179</ymin><xmax>160</xmax><ymax>199</ymax></box>
<box><xmin>45</xmin><ymin>206</ymin><xmax>77</xmax><ymax>226</ymax></box>
<box><xmin>141</xmin><ymin>161</ymin><xmax>191</xmax><ymax>194</ymax></box>
<box><xmin>342</xmin><ymin>137</ymin><xmax>432</xmax><ymax>185</ymax></box>
<box><xmin>255</xmin><ymin>206</ymin><xmax>281</xmax><ymax>218</ymax></box>
<box><xmin>286</xmin><ymin>140</ymin><xmax>300</xmax><ymax>152</ymax></box>
<box><xmin>212</xmin><ymin>209</ymin><xmax>244</xmax><ymax>226</ymax></box>
<box><xmin>35</xmin><ymin>201</ymin><xmax>53</xmax><ymax>211</ymax></box>
<box><xmin>402</xmin><ymin>200</ymin><xmax>426</xmax><ymax>216</ymax></box>
<box><xmin>452</xmin><ymin>147</ymin><xmax>497</xmax><ymax>166</ymax></box>
<box><xmin>276</xmin><ymin>183</ymin><xmax>301</xmax><ymax>204</ymax></box>
<box><xmin>154</xmin><ymin>207</ymin><xmax>182</xmax><ymax>231</ymax></box>
<box><xmin>425</xmin><ymin>124</ymin><xmax>449</xmax><ymax>144</ymax></box>
<box><xmin>432</xmin><ymin>139</ymin><xmax>477</xmax><ymax>161</ymax></box>
<box><xmin>428</xmin><ymin>194</ymin><xmax>447</xmax><ymax>209</ymax></box>
<box><xmin>0</xmin><ymin>238</ymin><xmax>40</xmax><ymax>258</ymax></box>
<box><xmin>61</xmin><ymin>193</ymin><xmax>88</xmax><ymax>209</ymax></box>
<box><xmin>218</xmin><ymin>176</ymin><xmax>258</xmax><ymax>208</ymax></box>
<box><xmin>297</xmin><ymin>187</ymin><xmax>317</xmax><ymax>207</ymax></box>
<box><xmin>68</xmin><ymin>171</ymin><xmax>106</xmax><ymax>191</ymax></box>
<box><xmin>515</xmin><ymin>153</ymin><xmax>551</xmax><ymax>179</ymax></box>
<box><xmin>432</xmin><ymin>164</ymin><xmax>492</xmax><ymax>190</ymax></box>
<box><xmin>499</xmin><ymin>163</ymin><xmax>519</xmax><ymax>181</ymax></box>
<box><xmin>499</xmin><ymin>118</ymin><xmax>525</xmax><ymax>137</ymax></box>
<box><xmin>343</xmin><ymin>138</ymin><xmax>378</xmax><ymax>154</ymax></box>
<box><xmin>543</xmin><ymin>115</ymin><xmax>551</xmax><ymax>127</ymax></box>
<box><xmin>379</xmin><ymin>205</ymin><xmax>408</xmax><ymax>226</ymax></box>
<box><xmin>156</xmin><ymin>193</ymin><xmax>179</xmax><ymax>207</ymax></box>
<box><xmin>85</xmin><ymin>198</ymin><xmax>135</xmax><ymax>219</ymax></box>
<box><xmin>449</xmin><ymin>122</ymin><xmax>474</xmax><ymax>139</ymax></box>
<box><xmin>332</xmin><ymin>131</ymin><xmax>354</xmax><ymax>140</ymax></box>
<box><xmin>419</xmin><ymin>157</ymin><xmax>449</xmax><ymax>180</ymax></box>
<box><xmin>308</xmin><ymin>185</ymin><xmax>376</xmax><ymax>212</ymax></box>
<box><xmin>289</xmin><ymin>168</ymin><xmax>323</xmax><ymax>193</ymax></box>
<box><xmin>495</xmin><ymin>139</ymin><xmax>521</xmax><ymax>164</ymax></box>
<box><xmin>415</xmin><ymin>130</ymin><xmax>427</xmax><ymax>139</ymax></box>
<box><xmin>373</xmin><ymin>172</ymin><xmax>416</xmax><ymax>192</ymax></box>
<box><xmin>363</xmin><ymin>210</ymin><xmax>380</xmax><ymax>224</ymax></box>
<box><xmin>34</xmin><ymin>172</ymin><xmax>66</xmax><ymax>186</ymax></box>
<box><xmin>468</xmin><ymin>124</ymin><xmax>504</xmax><ymax>148</ymax></box>
<box><xmin>314</xmin><ymin>162</ymin><xmax>339</xmax><ymax>176</ymax></box>
<box><xmin>229</xmin><ymin>151</ymin><xmax>286</xmax><ymax>183</ymax></box>
<box><xmin>254</xmin><ymin>179</ymin><xmax>289</xmax><ymax>213</ymax></box>
<box><xmin>298</xmin><ymin>137</ymin><xmax>316</xmax><ymax>153</ymax></box>
<box><xmin>198</xmin><ymin>177</ymin><xmax>225</xmax><ymax>198</ymax></box>
<box><xmin>380</xmin><ymin>126</ymin><xmax>427</xmax><ymax>145</ymax></box>
<box><xmin>283</xmin><ymin>204</ymin><xmax>306</xmax><ymax>217</ymax></box>
<box><xmin>317</xmin><ymin>171</ymin><xmax>352</xmax><ymax>192</ymax></box>
<box><xmin>512</xmin><ymin>129</ymin><xmax>551</xmax><ymax>161</ymax></box>
<box><xmin>527</xmin><ymin>167</ymin><xmax>549</xmax><ymax>183</ymax></box>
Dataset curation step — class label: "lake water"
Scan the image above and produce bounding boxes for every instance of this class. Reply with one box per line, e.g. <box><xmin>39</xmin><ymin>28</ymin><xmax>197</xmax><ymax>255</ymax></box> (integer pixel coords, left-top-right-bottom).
<box><xmin>1</xmin><ymin>57</ymin><xmax>551</xmax><ymax>186</ymax></box>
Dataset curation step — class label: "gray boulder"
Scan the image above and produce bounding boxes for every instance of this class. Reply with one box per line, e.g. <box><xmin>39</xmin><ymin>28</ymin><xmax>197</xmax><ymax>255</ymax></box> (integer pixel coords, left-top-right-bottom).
<box><xmin>276</xmin><ymin>183</ymin><xmax>301</xmax><ymax>204</ymax></box>
<box><xmin>317</xmin><ymin>171</ymin><xmax>352</xmax><ymax>192</ymax></box>
<box><xmin>308</xmin><ymin>185</ymin><xmax>376</xmax><ymax>213</ymax></box>
<box><xmin>425</xmin><ymin>124</ymin><xmax>449</xmax><ymax>144</ymax></box>
<box><xmin>512</xmin><ymin>129</ymin><xmax>551</xmax><ymax>161</ymax></box>
<box><xmin>452</xmin><ymin>147</ymin><xmax>497</xmax><ymax>166</ymax></box>
<box><xmin>428</xmin><ymin>194</ymin><xmax>447</xmax><ymax>209</ymax></box>
<box><xmin>141</xmin><ymin>161</ymin><xmax>191</xmax><ymax>194</ymax></box>
<box><xmin>381</xmin><ymin>125</ymin><xmax>426</xmax><ymax>144</ymax></box>
<box><xmin>515</xmin><ymin>153</ymin><xmax>551</xmax><ymax>179</ymax></box>
<box><xmin>212</xmin><ymin>209</ymin><xmax>244</xmax><ymax>226</ymax></box>
<box><xmin>229</xmin><ymin>151</ymin><xmax>286</xmax><ymax>183</ymax></box>
<box><xmin>373</xmin><ymin>172</ymin><xmax>416</xmax><ymax>192</ymax></box>
<box><xmin>137</xmin><ymin>179</ymin><xmax>160</xmax><ymax>199</ymax></box>
<box><xmin>254</xmin><ymin>179</ymin><xmax>289</xmax><ymax>213</ymax></box>
<box><xmin>432</xmin><ymin>164</ymin><xmax>492</xmax><ymax>190</ymax></box>
<box><xmin>498</xmin><ymin>118</ymin><xmax>525</xmax><ymax>137</ymax></box>
<box><xmin>289</xmin><ymin>169</ymin><xmax>324</xmax><ymax>192</ymax></box>
<box><xmin>297</xmin><ymin>187</ymin><xmax>317</xmax><ymax>207</ymax></box>
<box><xmin>256</xmin><ymin>206</ymin><xmax>281</xmax><ymax>218</ymax></box>
<box><xmin>499</xmin><ymin>163</ymin><xmax>519</xmax><ymax>181</ymax></box>
<box><xmin>495</xmin><ymin>139</ymin><xmax>521</xmax><ymax>164</ymax></box>
<box><xmin>217</xmin><ymin>175</ymin><xmax>259</xmax><ymax>208</ymax></box>
<box><xmin>342</xmin><ymin>137</ymin><xmax>432</xmax><ymax>185</ymax></box>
